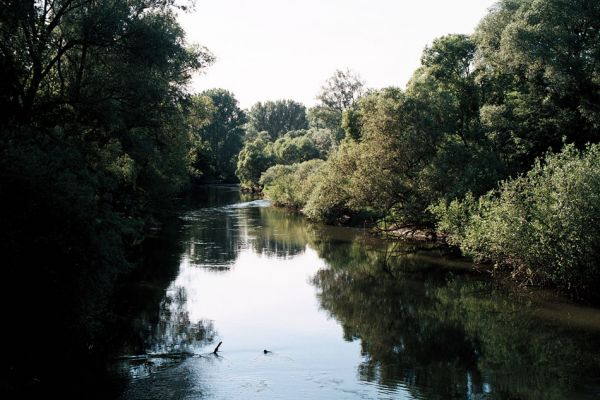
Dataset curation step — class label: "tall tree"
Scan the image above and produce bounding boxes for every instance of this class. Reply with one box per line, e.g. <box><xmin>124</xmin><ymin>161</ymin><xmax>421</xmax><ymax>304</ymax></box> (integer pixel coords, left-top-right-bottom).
<box><xmin>474</xmin><ymin>0</ymin><xmax>600</xmax><ymax>169</ymax></box>
<box><xmin>236</xmin><ymin>136</ymin><xmax>275</xmax><ymax>191</ymax></box>
<box><xmin>421</xmin><ymin>34</ymin><xmax>480</xmax><ymax>145</ymax></box>
<box><xmin>317</xmin><ymin>68</ymin><xmax>365</xmax><ymax>112</ymax></box>
<box><xmin>314</xmin><ymin>69</ymin><xmax>365</xmax><ymax>144</ymax></box>
<box><xmin>192</xmin><ymin>89</ymin><xmax>246</xmax><ymax>181</ymax></box>
<box><xmin>246</xmin><ymin>99</ymin><xmax>308</xmax><ymax>140</ymax></box>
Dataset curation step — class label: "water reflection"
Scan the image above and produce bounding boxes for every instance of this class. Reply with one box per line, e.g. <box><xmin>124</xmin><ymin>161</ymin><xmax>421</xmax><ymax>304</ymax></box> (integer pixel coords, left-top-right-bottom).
<box><xmin>109</xmin><ymin>217</ymin><xmax>218</xmax><ymax>390</ymax></box>
<box><xmin>115</xmin><ymin>185</ymin><xmax>600</xmax><ymax>400</ymax></box>
<box><xmin>311</xmin><ymin>236</ymin><xmax>600</xmax><ymax>399</ymax></box>
<box><xmin>116</xmin><ymin>284</ymin><xmax>217</xmax><ymax>378</ymax></box>
<box><xmin>181</xmin><ymin>191</ymin><xmax>312</xmax><ymax>268</ymax></box>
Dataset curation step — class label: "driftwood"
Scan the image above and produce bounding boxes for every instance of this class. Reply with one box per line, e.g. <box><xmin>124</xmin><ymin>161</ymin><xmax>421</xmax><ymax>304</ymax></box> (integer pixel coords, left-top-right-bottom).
<box><xmin>213</xmin><ymin>341</ymin><xmax>223</xmax><ymax>354</ymax></box>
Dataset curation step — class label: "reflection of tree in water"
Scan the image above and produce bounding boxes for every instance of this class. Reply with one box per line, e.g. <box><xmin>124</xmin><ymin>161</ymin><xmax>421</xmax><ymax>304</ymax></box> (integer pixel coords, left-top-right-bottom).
<box><xmin>115</xmin><ymin>283</ymin><xmax>218</xmax><ymax>385</ymax></box>
<box><xmin>180</xmin><ymin>185</ymin><xmax>257</xmax><ymax>270</ymax></box>
<box><xmin>182</xmin><ymin>207</ymin><xmax>244</xmax><ymax>270</ymax></box>
<box><xmin>312</xmin><ymin>238</ymin><xmax>600</xmax><ymax>400</ymax></box>
<box><xmin>120</xmin><ymin>285</ymin><xmax>216</xmax><ymax>358</ymax></box>
<box><xmin>187</xmin><ymin>184</ymin><xmax>250</xmax><ymax>208</ymax></box>
<box><xmin>116</xmin><ymin>288</ymin><xmax>217</xmax><ymax>381</ymax></box>
<box><xmin>109</xmin><ymin>220</ymin><xmax>217</xmax><ymax>388</ymax></box>
<box><xmin>249</xmin><ymin>207</ymin><xmax>310</xmax><ymax>258</ymax></box>
<box><xmin>181</xmin><ymin>199</ymin><xmax>313</xmax><ymax>268</ymax></box>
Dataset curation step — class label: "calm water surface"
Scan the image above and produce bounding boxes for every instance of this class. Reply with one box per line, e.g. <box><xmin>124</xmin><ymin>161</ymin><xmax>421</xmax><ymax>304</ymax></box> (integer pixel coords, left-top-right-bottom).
<box><xmin>114</xmin><ymin>185</ymin><xmax>600</xmax><ymax>399</ymax></box>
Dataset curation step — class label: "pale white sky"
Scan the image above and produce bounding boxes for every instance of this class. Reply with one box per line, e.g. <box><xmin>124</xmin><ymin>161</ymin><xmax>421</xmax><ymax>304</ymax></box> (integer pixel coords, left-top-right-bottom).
<box><xmin>178</xmin><ymin>0</ymin><xmax>498</xmax><ymax>109</ymax></box>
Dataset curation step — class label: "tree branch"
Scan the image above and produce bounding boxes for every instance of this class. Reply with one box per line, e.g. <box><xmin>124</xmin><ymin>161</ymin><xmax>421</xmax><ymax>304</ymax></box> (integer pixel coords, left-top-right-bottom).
<box><xmin>212</xmin><ymin>341</ymin><xmax>222</xmax><ymax>354</ymax></box>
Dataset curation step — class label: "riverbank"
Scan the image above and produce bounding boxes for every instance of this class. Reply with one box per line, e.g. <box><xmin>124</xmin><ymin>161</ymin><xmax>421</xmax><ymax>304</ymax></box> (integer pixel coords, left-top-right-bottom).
<box><xmin>260</xmin><ymin>190</ymin><xmax>600</xmax><ymax>306</ymax></box>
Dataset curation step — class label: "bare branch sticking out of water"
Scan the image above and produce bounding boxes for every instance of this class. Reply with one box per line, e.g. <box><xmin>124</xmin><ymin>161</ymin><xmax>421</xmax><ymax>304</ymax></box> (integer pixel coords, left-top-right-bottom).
<box><xmin>213</xmin><ymin>341</ymin><xmax>223</xmax><ymax>354</ymax></box>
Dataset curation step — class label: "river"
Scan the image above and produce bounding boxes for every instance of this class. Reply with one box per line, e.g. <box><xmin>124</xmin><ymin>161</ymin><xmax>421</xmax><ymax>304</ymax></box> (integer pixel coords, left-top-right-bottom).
<box><xmin>111</xmin><ymin>185</ymin><xmax>600</xmax><ymax>399</ymax></box>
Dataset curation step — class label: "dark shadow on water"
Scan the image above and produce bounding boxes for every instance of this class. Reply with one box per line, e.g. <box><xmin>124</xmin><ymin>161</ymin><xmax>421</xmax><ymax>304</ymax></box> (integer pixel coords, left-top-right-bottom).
<box><xmin>105</xmin><ymin>215</ymin><xmax>218</xmax><ymax>397</ymax></box>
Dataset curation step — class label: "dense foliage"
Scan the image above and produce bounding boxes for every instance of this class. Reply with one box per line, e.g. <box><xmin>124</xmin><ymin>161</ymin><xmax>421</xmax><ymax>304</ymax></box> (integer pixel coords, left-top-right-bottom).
<box><xmin>235</xmin><ymin>70</ymin><xmax>364</xmax><ymax>194</ymax></box>
<box><xmin>0</xmin><ymin>0</ymin><xmax>212</xmax><ymax>395</ymax></box>
<box><xmin>431</xmin><ymin>144</ymin><xmax>600</xmax><ymax>299</ymax></box>
<box><xmin>260</xmin><ymin>159</ymin><xmax>325</xmax><ymax>208</ymax></box>
<box><xmin>246</xmin><ymin>99</ymin><xmax>308</xmax><ymax>140</ymax></box>
<box><xmin>236</xmin><ymin>135</ymin><xmax>276</xmax><ymax>191</ymax></box>
<box><xmin>234</xmin><ymin>0</ymin><xmax>600</xmax><ymax>298</ymax></box>
<box><xmin>2</xmin><ymin>1</ymin><xmax>600</xmax><ymax>394</ymax></box>
<box><xmin>236</xmin><ymin>128</ymin><xmax>331</xmax><ymax>191</ymax></box>
<box><xmin>188</xmin><ymin>89</ymin><xmax>246</xmax><ymax>182</ymax></box>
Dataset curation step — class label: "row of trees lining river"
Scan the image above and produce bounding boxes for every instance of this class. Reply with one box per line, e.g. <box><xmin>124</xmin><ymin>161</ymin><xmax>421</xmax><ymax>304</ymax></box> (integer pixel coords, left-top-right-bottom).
<box><xmin>0</xmin><ymin>0</ymin><xmax>598</xmax><ymax>395</ymax></box>
<box><xmin>235</xmin><ymin>0</ymin><xmax>599</xmax><ymax>300</ymax></box>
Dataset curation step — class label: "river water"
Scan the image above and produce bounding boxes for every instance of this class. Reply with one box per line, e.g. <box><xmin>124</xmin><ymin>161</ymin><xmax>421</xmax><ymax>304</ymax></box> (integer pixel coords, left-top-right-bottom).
<box><xmin>112</xmin><ymin>185</ymin><xmax>600</xmax><ymax>399</ymax></box>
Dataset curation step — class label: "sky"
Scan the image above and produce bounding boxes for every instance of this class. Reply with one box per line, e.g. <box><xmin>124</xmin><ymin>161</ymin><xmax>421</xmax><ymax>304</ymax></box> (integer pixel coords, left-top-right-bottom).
<box><xmin>178</xmin><ymin>0</ymin><xmax>498</xmax><ymax>109</ymax></box>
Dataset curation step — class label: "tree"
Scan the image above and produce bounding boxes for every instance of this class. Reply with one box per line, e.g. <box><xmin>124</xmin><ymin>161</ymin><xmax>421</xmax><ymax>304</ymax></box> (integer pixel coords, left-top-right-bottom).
<box><xmin>311</xmin><ymin>69</ymin><xmax>366</xmax><ymax>145</ymax></box>
<box><xmin>306</xmin><ymin>128</ymin><xmax>335</xmax><ymax>158</ymax></box>
<box><xmin>343</xmin><ymin>87</ymin><xmax>440</xmax><ymax>225</ymax></box>
<box><xmin>192</xmin><ymin>89</ymin><xmax>246</xmax><ymax>181</ymax></box>
<box><xmin>303</xmin><ymin>141</ymin><xmax>361</xmax><ymax>224</ymax></box>
<box><xmin>236</xmin><ymin>137</ymin><xmax>275</xmax><ymax>191</ymax></box>
<box><xmin>0</xmin><ymin>0</ymin><xmax>213</xmax><ymax>395</ymax></box>
<box><xmin>0</xmin><ymin>0</ymin><xmax>211</xmax><ymax>125</ymax></box>
<box><xmin>474</xmin><ymin>0</ymin><xmax>600</xmax><ymax>169</ymax></box>
<box><xmin>307</xmin><ymin>105</ymin><xmax>345</xmax><ymax>143</ymax></box>
<box><xmin>187</xmin><ymin>94</ymin><xmax>216</xmax><ymax>179</ymax></box>
<box><xmin>431</xmin><ymin>144</ymin><xmax>600</xmax><ymax>300</ymax></box>
<box><xmin>271</xmin><ymin>134</ymin><xmax>320</xmax><ymax>165</ymax></box>
<box><xmin>260</xmin><ymin>159</ymin><xmax>325</xmax><ymax>208</ymax></box>
<box><xmin>246</xmin><ymin>99</ymin><xmax>308</xmax><ymax>140</ymax></box>
<box><xmin>317</xmin><ymin>68</ymin><xmax>365</xmax><ymax>112</ymax></box>
<box><xmin>421</xmin><ymin>34</ymin><xmax>480</xmax><ymax>145</ymax></box>
<box><xmin>342</xmin><ymin>107</ymin><xmax>362</xmax><ymax>141</ymax></box>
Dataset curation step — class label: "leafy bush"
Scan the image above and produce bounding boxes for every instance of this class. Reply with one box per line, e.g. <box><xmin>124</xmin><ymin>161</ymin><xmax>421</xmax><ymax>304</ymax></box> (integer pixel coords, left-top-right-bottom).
<box><xmin>303</xmin><ymin>142</ymin><xmax>359</xmax><ymax>223</ymax></box>
<box><xmin>236</xmin><ymin>138</ymin><xmax>275</xmax><ymax>191</ymax></box>
<box><xmin>271</xmin><ymin>134</ymin><xmax>320</xmax><ymax>165</ymax></box>
<box><xmin>260</xmin><ymin>159</ymin><xmax>325</xmax><ymax>208</ymax></box>
<box><xmin>431</xmin><ymin>144</ymin><xmax>600</xmax><ymax>298</ymax></box>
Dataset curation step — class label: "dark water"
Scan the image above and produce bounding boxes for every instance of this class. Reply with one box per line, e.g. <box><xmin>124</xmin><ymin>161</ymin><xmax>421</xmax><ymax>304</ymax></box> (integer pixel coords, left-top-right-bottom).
<box><xmin>113</xmin><ymin>185</ymin><xmax>600</xmax><ymax>399</ymax></box>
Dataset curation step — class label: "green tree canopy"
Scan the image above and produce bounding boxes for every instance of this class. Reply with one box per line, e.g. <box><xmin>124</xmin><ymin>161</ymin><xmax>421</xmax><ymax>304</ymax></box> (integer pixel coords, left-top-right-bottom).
<box><xmin>192</xmin><ymin>89</ymin><xmax>246</xmax><ymax>181</ymax></box>
<box><xmin>474</xmin><ymin>0</ymin><xmax>600</xmax><ymax>168</ymax></box>
<box><xmin>270</xmin><ymin>133</ymin><xmax>321</xmax><ymax>165</ymax></box>
<box><xmin>317</xmin><ymin>68</ymin><xmax>365</xmax><ymax>112</ymax></box>
<box><xmin>310</xmin><ymin>69</ymin><xmax>366</xmax><ymax>145</ymax></box>
<box><xmin>431</xmin><ymin>144</ymin><xmax>600</xmax><ymax>299</ymax></box>
<box><xmin>236</xmin><ymin>137</ymin><xmax>275</xmax><ymax>191</ymax></box>
<box><xmin>0</xmin><ymin>0</ymin><xmax>213</xmax><ymax>394</ymax></box>
<box><xmin>246</xmin><ymin>99</ymin><xmax>308</xmax><ymax>140</ymax></box>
